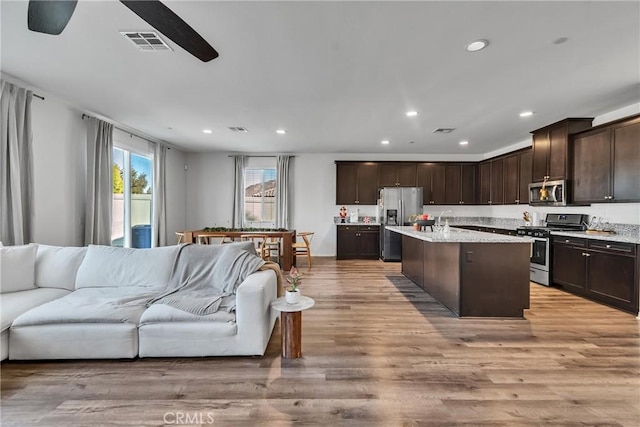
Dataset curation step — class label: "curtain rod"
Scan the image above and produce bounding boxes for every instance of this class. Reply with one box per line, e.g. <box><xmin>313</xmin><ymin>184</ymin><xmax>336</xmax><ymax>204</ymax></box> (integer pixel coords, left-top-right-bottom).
<box><xmin>81</xmin><ymin>113</ymin><xmax>170</xmax><ymax>149</ymax></box>
<box><xmin>227</xmin><ymin>155</ymin><xmax>296</xmax><ymax>158</ymax></box>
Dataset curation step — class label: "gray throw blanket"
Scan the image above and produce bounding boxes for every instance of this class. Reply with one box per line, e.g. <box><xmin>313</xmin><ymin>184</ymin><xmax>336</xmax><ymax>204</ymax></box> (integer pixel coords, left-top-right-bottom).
<box><xmin>147</xmin><ymin>243</ymin><xmax>265</xmax><ymax>315</ymax></box>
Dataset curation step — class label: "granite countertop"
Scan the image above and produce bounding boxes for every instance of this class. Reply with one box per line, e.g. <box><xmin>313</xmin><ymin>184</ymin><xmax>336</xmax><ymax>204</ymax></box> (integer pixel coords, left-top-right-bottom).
<box><xmin>454</xmin><ymin>223</ymin><xmax>520</xmax><ymax>231</ymax></box>
<box><xmin>550</xmin><ymin>230</ymin><xmax>640</xmax><ymax>245</ymax></box>
<box><xmin>386</xmin><ymin>226</ymin><xmax>531</xmax><ymax>243</ymax></box>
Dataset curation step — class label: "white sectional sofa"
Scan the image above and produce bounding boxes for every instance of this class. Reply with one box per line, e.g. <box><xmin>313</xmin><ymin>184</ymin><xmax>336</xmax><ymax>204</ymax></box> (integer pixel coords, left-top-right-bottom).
<box><xmin>0</xmin><ymin>242</ymin><xmax>278</xmax><ymax>360</ymax></box>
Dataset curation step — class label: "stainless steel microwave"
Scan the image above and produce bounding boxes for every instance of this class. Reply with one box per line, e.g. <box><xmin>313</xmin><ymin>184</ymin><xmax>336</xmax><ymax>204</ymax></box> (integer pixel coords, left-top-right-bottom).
<box><xmin>528</xmin><ymin>179</ymin><xmax>567</xmax><ymax>206</ymax></box>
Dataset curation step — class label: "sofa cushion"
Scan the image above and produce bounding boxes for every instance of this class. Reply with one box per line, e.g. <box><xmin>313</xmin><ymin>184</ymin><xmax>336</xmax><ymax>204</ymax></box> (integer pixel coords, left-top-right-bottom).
<box><xmin>140</xmin><ymin>304</ymin><xmax>236</xmax><ymax>325</ymax></box>
<box><xmin>0</xmin><ymin>243</ymin><xmax>38</xmax><ymax>293</ymax></box>
<box><xmin>35</xmin><ymin>245</ymin><xmax>88</xmax><ymax>291</ymax></box>
<box><xmin>11</xmin><ymin>287</ymin><xmax>151</xmax><ymax>327</ymax></box>
<box><xmin>1</xmin><ymin>288</ymin><xmax>70</xmax><ymax>331</ymax></box>
<box><xmin>75</xmin><ymin>245</ymin><xmax>180</xmax><ymax>291</ymax></box>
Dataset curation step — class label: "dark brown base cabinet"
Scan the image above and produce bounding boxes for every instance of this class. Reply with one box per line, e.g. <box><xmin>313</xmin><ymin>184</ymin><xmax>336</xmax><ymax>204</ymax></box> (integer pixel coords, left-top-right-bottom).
<box><xmin>336</xmin><ymin>225</ymin><xmax>380</xmax><ymax>260</ymax></box>
<box><xmin>552</xmin><ymin>236</ymin><xmax>639</xmax><ymax>314</ymax></box>
<box><xmin>401</xmin><ymin>235</ymin><xmax>530</xmax><ymax>317</ymax></box>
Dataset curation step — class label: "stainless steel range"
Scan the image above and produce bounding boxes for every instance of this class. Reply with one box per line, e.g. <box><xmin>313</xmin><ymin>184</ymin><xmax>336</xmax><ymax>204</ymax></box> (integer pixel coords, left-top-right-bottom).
<box><xmin>516</xmin><ymin>213</ymin><xmax>587</xmax><ymax>286</ymax></box>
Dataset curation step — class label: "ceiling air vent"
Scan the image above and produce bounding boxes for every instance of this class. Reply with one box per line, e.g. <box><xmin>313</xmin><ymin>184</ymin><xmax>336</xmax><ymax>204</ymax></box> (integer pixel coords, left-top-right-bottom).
<box><xmin>120</xmin><ymin>31</ymin><xmax>172</xmax><ymax>52</ymax></box>
<box><xmin>228</xmin><ymin>127</ymin><xmax>248</xmax><ymax>133</ymax></box>
<box><xmin>433</xmin><ymin>128</ymin><xmax>456</xmax><ymax>134</ymax></box>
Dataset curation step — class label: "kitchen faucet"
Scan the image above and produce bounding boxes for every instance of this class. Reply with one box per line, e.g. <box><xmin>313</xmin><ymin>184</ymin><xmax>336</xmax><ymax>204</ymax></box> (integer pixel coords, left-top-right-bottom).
<box><xmin>438</xmin><ymin>210</ymin><xmax>454</xmax><ymax>235</ymax></box>
<box><xmin>438</xmin><ymin>210</ymin><xmax>454</xmax><ymax>226</ymax></box>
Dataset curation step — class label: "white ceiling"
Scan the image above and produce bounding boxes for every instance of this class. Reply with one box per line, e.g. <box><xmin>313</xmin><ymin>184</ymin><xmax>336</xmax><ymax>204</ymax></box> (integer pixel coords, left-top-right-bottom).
<box><xmin>1</xmin><ymin>1</ymin><xmax>639</xmax><ymax>154</ymax></box>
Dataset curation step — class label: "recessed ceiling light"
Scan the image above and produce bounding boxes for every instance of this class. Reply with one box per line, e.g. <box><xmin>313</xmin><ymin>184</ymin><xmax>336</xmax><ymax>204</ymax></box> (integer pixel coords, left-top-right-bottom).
<box><xmin>203</xmin><ymin>129</ymin><xmax>212</xmax><ymax>134</ymax></box>
<box><xmin>406</xmin><ymin>111</ymin><xmax>418</xmax><ymax>117</ymax></box>
<box><xmin>276</xmin><ymin>129</ymin><xmax>286</xmax><ymax>134</ymax></box>
<box><xmin>466</xmin><ymin>39</ymin><xmax>489</xmax><ymax>52</ymax></box>
<box><xmin>381</xmin><ymin>140</ymin><xmax>390</xmax><ymax>145</ymax></box>
<box><xmin>519</xmin><ymin>111</ymin><xmax>534</xmax><ymax>117</ymax></box>
<box><xmin>459</xmin><ymin>140</ymin><xmax>469</xmax><ymax>146</ymax></box>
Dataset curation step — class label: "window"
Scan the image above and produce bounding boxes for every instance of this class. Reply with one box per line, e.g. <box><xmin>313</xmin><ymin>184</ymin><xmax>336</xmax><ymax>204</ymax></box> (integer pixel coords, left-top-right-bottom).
<box><xmin>111</xmin><ymin>131</ymin><xmax>154</xmax><ymax>247</ymax></box>
<box><xmin>243</xmin><ymin>157</ymin><xmax>276</xmax><ymax>228</ymax></box>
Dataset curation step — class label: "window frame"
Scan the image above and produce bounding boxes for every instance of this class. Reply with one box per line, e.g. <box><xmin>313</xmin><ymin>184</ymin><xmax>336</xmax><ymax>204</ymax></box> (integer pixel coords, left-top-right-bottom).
<box><xmin>243</xmin><ymin>157</ymin><xmax>277</xmax><ymax>229</ymax></box>
<box><xmin>112</xmin><ymin>131</ymin><xmax>154</xmax><ymax>248</ymax></box>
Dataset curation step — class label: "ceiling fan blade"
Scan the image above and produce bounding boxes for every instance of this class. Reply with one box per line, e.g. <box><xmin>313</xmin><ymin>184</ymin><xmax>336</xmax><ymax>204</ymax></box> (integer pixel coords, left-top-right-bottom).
<box><xmin>27</xmin><ymin>0</ymin><xmax>78</xmax><ymax>35</ymax></box>
<box><xmin>119</xmin><ymin>0</ymin><xmax>218</xmax><ymax>62</ymax></box>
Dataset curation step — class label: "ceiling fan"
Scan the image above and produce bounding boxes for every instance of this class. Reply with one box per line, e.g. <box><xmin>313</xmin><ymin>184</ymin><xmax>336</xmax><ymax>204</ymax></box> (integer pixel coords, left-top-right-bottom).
<box><xmin>27</xmin><ymin>0</ymin><xmax>219</xmax><ymax>62</ymax></box>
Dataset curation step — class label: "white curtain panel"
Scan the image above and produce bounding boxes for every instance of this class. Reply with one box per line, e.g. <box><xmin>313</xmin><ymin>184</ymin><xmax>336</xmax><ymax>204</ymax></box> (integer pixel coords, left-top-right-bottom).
<box><xmin>276</xmin><ymin>155</ymin><xmax>292</xmax><ymax>229</ymax></box>
<box><xmin>232</xmin><ymin>155</ymin><xmax>245</xmax><ymax>228</ymax></box>
<box><xmin>84</xmin><ymin>118</ymin><xmax>113</xmax><ymax>245</ymax></box>
<box><xmin>0</xmin><ymin>80</ymin><xmax>34</xmax><ymax>246</ymax></box>
<box><xmin>152</xmin><ymin>142</ymin><xmax>167</xmax><ymax>247</ymax></box>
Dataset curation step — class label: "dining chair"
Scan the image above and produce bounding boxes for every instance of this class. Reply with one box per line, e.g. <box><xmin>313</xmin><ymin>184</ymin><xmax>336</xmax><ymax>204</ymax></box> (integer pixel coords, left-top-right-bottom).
<box><xmin>197</xmin><ymin>233</ymin><xmax>233</xmax><ymax>245</ymax></box>
<box><xmin>240</xmin><ymin>234</ymin><xmax>269</xmax><ymax>260</ymax></box>
<box><xmin>292</xmin><ymin>232</ymin><xmax>314</xmax><ymax>268</ymax></box>
<box><xmin>196</xmin><ymin>235</ymin><xmax>211</xmax><ymax>245</ymax></box>
<box><xmin>175</xmin><ymin>231</ymin><xmax>186</xmax><ymax>245</ymax></box>
<box><xmin>263</xmin><ymin>236</ymin><xmax>282</xmax><ymax>264</ymax></box>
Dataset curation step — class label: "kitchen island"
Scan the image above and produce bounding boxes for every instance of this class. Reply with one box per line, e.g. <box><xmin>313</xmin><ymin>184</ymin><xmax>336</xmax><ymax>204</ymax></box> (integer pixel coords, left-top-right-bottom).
<box><xmin>387</xmin><ymin>226</ymin><xmax>532</xmax><ymax>318</ymax></box>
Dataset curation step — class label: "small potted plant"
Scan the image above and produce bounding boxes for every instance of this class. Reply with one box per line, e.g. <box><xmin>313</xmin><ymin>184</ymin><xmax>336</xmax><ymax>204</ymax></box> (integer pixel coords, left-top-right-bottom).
<box><xmin>285</xmin><ymin>267</ymin><xmax>303</xmax><ymax>304</ymax></box>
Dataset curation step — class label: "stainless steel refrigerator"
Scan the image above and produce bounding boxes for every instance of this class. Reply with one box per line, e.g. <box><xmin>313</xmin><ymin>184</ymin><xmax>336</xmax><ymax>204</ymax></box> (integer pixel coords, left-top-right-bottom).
<box><xmin>379</xmin><ymin>187</ymin><xmax>423</xmax><ymax>261</ymax></box>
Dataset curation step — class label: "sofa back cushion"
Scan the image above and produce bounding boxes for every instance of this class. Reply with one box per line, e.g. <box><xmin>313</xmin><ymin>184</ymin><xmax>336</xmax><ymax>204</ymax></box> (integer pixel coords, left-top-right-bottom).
<box><xmin>0</xmin><ymin>243</ymin><xmax>38</xmax><ymax>293</ymax></box>
<box><xmin>35</xmin><ymin>245</ymin><xmax>88</xmax><ymax>291</ymax></box>
<box><xmin>75</xmin><ymin>245</ymin><xmax>180</xmax><ymax>291</ymax></box>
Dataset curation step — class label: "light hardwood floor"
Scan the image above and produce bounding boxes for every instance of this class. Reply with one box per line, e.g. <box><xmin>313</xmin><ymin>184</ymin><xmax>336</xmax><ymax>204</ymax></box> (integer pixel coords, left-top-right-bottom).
<box><xmin>2</xmin><ymin>258</ymin><xmax>639</xmax><ymax>426</ymax></box>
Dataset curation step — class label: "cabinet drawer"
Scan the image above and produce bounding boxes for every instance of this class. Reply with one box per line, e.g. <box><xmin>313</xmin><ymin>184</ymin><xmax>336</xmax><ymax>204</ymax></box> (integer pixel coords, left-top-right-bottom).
<box><xmin>553</xmin><ymin>236</ymin><xmax>587</xmax><ymax>247</ymax></box>
<box><xmin>340</xmin><ymin>225</ymin><xmax>356</xmax><ymax>231</ymax></box>
<box><xmin>588</xmin><ymin>240</ymin><xmax>636</xmax><ymax>255</ymax></box>
<box><xmin>358</xmin><ymin>225</ymin><xmax>380</xmax><ymax>232</ymax></box>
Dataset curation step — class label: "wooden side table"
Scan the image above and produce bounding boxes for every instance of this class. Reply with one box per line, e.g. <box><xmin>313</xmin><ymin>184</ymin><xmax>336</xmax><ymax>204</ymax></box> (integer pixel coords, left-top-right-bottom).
<box><xmin>270</xmin><ymin>296</ymin><xmax>315</xmax><ymax>359</ymax></box>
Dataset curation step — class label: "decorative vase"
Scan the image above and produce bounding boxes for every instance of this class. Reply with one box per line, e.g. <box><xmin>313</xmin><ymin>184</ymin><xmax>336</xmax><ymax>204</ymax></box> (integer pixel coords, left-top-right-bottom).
<box><xmin>285</xmin><ymin>289</ymin><xmax>301</xmax><ymax>304</ymax></box>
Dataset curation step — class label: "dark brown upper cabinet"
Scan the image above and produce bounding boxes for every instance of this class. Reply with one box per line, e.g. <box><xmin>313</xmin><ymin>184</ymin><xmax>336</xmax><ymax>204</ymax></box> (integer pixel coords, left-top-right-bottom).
<box><xmin>444</xmin><ymin>163</ymin><xmax>477</xmax><ymax>205</ymax></box>
<box><xmin>377</xmin><ymin>163</ymin><xmax>417</xmax><ymax>187</ymax></box>
<box><xmin>478</xmin><ymin>158</ymin><xmax>506</xmax><ymax>205</ymax></box>
<box><xmin>479</xmin><ymin>161</ymin><xmax>492</xmax><ymax>204</ymax></box>
<box><xmin>444</xmin><ymin>164</ymin><xmax>462</xmax><ymax>205</ymax></box>
<box><xmin>573</xmin><ymin>115</ymin><xmax>640</xmax><ymax>204</ymax></box>
<box><xmin>503</xmin><ymin>148</ymin><xmax>533</xmax><ymax>205</ymax></box>
<box><xmin>417</xmin><ymin>163</ymin><xmax>446</xmax><ymax>205</ymax></box>
<box><xmin>503</xmin><ymin>154</ymin><xmax>519</xmax><ymax>204</ymax></box>
<box><xmin>531</xmin><ymin>118</ymin><xmax>593</xmax><ymax>182</ymax></box>
<box><xmin>518</xmin><ymin>149</ymin><xmax>533</xmax><ymax>204</ymax></box>
<box><xmin>491</xmin><ymin>158</ymin><xmax>504</xmax><ymax>205</ymax></box>
<box><xmin>335</xmin><ymin>162</ymin><xmax>379</xmax><ymax>205</ymax></box>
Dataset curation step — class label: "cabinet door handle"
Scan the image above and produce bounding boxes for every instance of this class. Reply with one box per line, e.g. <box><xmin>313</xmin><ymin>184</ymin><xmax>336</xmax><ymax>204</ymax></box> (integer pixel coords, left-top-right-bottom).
<box><xmin>606</xmin><ymin>244</ymin><xmax>611</xmax><ymax>248</ymax></box>
<box><xmin>565</xmin><ymin>240</ymin><xmax>570</xmax><ymax>243</ymax></box>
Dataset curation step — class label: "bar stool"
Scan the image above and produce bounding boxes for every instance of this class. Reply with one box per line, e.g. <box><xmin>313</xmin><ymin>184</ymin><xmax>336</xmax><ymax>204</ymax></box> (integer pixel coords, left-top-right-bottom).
<box><xmin>175</xmin><ymin>231</ymin><xmax>186</xmax><ymax>245</ymax></box>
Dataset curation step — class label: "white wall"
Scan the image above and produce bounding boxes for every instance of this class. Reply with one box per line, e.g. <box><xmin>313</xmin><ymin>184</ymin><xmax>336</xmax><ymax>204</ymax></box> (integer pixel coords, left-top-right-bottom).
<box><xmin>185</xmin><ymin>152</ymin><xmax>234</xmax><ymax>230</ymax></box>
<box><xmin>166</xmin><ymin>147</ymin><xmax>187</xmax><ymax>243</ymax></box>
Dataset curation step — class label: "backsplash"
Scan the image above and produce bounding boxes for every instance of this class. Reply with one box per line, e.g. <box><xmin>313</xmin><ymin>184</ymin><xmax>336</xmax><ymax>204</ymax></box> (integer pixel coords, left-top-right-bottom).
<box><xmin>334</xmin><ymin>203</ymin><xmax>640</xmax><ymax>237</ymax></box>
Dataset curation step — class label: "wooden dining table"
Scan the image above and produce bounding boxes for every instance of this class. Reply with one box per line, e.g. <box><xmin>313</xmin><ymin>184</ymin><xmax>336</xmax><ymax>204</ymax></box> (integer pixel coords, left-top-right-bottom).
<box><xmin>182</xmin><ymin>229</ymin><xmax>297</xmax><ymax>271</ymax></box>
